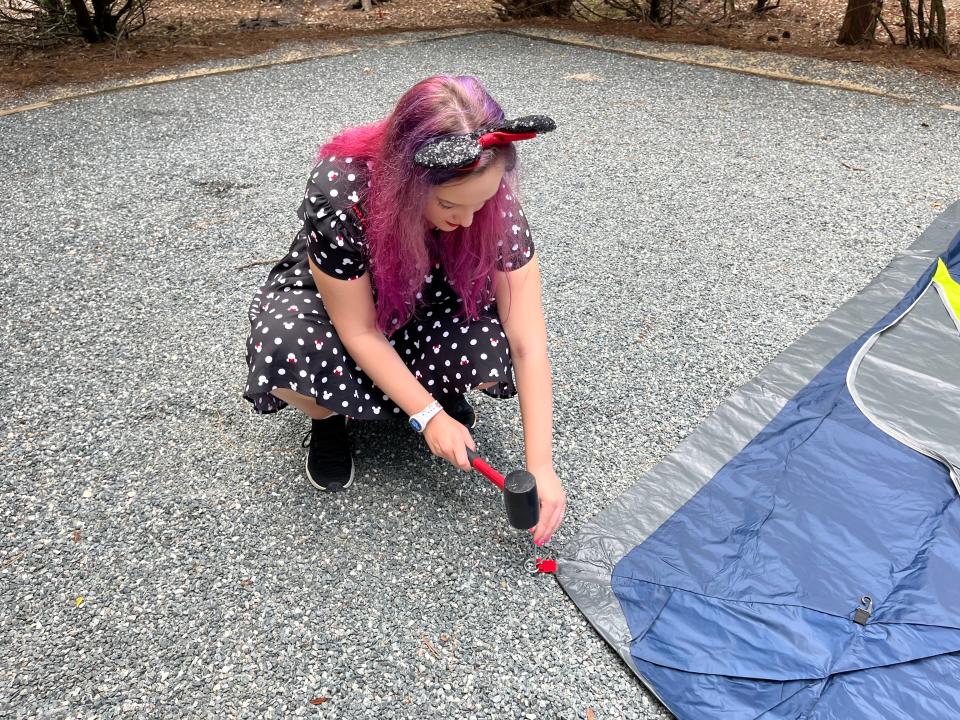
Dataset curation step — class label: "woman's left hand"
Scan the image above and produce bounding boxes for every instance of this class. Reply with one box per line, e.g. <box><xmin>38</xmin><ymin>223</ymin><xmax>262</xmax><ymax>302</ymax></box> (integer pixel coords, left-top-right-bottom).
<box><xmin>527</xmin><ymin>466</ymin><xmax>566</xmax><ymax>547</ymax></box>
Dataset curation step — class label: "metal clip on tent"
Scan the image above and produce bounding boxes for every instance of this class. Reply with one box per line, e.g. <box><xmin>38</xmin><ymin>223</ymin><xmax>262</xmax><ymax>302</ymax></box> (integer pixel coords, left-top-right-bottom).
<box><xmin>466</xmin><ymin>448</ymin><xmax>540</xmax><ymax>530</ymax></box>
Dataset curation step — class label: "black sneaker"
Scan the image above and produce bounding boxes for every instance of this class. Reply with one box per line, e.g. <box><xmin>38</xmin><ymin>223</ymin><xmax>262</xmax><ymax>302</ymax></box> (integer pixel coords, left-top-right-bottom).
<box><xmin>302</xmin><ymin>415</ymin><xmax>354</xmax><ymax>492</ymax></box>
<box><xmin>440</xmin><ymin>393</ymin><xmax>477</xmax><ymax>429</ymax></box>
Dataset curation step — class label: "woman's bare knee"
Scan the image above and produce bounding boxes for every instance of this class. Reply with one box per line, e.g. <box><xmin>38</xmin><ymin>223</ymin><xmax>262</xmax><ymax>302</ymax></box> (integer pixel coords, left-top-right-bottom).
<box><xmin>271</xmin><ymin>388</ymin><xmax>335</xmax><ymax>420</ymax></box>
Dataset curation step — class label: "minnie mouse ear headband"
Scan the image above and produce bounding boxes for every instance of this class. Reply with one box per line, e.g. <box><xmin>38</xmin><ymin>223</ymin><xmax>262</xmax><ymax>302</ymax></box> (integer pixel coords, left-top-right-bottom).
<box><xmin>413</xmin><ymin>115</ymin><xmax>556</xmax><ymax>171</ymax></box>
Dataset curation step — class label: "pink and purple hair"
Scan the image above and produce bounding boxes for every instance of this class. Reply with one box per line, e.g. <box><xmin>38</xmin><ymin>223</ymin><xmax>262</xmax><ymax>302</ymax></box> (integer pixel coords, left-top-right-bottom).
<box><xmin>318</xmin><ymin>75</ymin><xmax>521</xmax><ymax>335</ymax></box>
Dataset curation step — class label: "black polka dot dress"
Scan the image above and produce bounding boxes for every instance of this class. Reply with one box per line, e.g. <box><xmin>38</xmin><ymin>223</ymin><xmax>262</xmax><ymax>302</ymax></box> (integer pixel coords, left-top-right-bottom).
<box><xmin>243</xmin><ymin>157</ymin><xmax>535</xmax><ymax>420</ymax></box>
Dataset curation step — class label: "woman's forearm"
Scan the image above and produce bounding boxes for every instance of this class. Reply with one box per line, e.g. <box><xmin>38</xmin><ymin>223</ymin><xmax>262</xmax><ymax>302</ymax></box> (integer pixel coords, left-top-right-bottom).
<box><xmin>341</xmin><ymin>330</ymin><xmax>435</xmax><ymax>417</ymax></box>
<box><xmin>513</xmin><ymin>348</ymin><xmax>554</xmax><ymax>471</ymax></box>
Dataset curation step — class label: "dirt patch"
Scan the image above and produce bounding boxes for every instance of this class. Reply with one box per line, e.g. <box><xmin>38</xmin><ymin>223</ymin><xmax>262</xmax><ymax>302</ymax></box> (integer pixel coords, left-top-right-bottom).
<box><xmin>1</xmin><ymin>0</ymin><xmax>958</xmax><ymax>104</ymax></box>
<box><xmin>545</xmin><ymin>0</ymin><xmax>960</xmax><ymax>82</ymax></box>
<box><xmin>540</xmin><ymin>12</ymin><xmax>960</xmax><ymax>80</ymax></box>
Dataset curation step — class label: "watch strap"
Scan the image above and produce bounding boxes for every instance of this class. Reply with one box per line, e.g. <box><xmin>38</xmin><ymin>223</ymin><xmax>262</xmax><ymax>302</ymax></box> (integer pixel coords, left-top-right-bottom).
<box><xmin>409</xmin><ymin>400</ymin><xmax>443</xmax><ymax>433</ymax></box>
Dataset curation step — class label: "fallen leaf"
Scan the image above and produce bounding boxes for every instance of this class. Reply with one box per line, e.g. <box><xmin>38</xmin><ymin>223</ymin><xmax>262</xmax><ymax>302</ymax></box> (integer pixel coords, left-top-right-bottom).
<box><xmin>75</xmin><ymin>596</ymin><xmax>84</xmax><ymax>607</ymax></box>
<box><xmin>840</xmin><ymin>161</ymin><xmax>866</xmax><ymax>172</ymax></box>
<box><xmin>71</xmin><ymin>530</ymin><xmax>81</xmax><ymax>543</ymax></box>
<box><xmin>586</xmin><ymin>708</ymin><xmax>596</xmax><ymax>720</ymax></box>
<box><xmin>309</xmin><ymin>697</ymin><xmax>328</xmax><ymax>705</ymax></box>
<box><xmin>0</xmin><ymin>550</ymin><xmax>25</xmax><ymax>569</ymax></box>
<box><xmin>564</xmin><ymin>72</ymin><xmax>603</xmax><ymax>82</ymax></box>
<box><xmin>421</xmin><ymin>635</ymin><xmax>441</xmax><ymax>659</ymax></box>
<box><xmin>239</xmin><ymin>578</ymin><xmax>254</xmax><ymax>587</ymax></box>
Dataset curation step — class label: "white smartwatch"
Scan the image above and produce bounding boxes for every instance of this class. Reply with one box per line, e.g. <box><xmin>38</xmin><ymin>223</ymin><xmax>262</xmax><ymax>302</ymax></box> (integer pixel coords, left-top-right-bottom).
<box><xmin>409</xmin><ymin>400</ymin><xmax>443</xmax><ymax>433</ymax></box>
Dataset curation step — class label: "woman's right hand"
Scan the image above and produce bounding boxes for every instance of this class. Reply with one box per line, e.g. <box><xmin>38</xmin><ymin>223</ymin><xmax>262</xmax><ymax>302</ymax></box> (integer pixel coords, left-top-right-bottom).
<box><xmin>423</xmin><ymin>412</ymin><xmax>477</xmax><ymax>471</ymax></box>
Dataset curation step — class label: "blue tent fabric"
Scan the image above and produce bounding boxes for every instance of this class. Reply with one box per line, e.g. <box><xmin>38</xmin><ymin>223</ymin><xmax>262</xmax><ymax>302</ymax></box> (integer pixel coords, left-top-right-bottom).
<box><xmin>608</xmin><ymin>236</ymin><xmax>960</xmax><ymax>719</ymax></box>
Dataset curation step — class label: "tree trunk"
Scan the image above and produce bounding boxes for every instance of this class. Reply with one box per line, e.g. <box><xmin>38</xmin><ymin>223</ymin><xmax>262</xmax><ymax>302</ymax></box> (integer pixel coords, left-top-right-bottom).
<box><xmin>900</xmin><ymin>0</ymin><xmax>916</xmax><ymax>44</ymax></box>
<box><xmin>494</xmin><ymin>0</ymin><xmax>573</xmax><ymax>19</ymax></box>
<box><xmin>64</xmin><ymin>0</ymin><xmax>127</xmax><ymax>41</ymax></box>
<box><xmin>343</xmin><ymin>0</ymin><xmax>389</xmax><ymax>9</ymax></box>
<box><xmin>93</xmin><ymin>0</ymin><xmax>125</xmax><ymax>36</ymax></box>
<box><xmin>900</xmin><ymin>1</ymin><xmax>949</xmax><ymax>51</ymax></box>
<box><xmin>649</xmin><ymin>0</ymin><xmax>664</xmax><ymax>24</ymax></box>
<box><xmin>929</xmin><ymin>0</ymin><xmax>948</xmax><ymax>51</ymax></box>
<box><xmin>838</xmin><ymin>0</ymin><xmax>882</xmax><ymax>44</ymax></box>
<box><xmin>66</xmin><ymin>0</ymin><xmax>99</xmax><ymax>41</ymax></box>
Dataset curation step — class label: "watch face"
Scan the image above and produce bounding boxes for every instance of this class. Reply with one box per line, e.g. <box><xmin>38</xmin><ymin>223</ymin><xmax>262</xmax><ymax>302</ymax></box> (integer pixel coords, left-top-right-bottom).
<box><xmin>409</xmin><ymin>417</ymin><xmax>423</xmax><ymax>433</ymax></box>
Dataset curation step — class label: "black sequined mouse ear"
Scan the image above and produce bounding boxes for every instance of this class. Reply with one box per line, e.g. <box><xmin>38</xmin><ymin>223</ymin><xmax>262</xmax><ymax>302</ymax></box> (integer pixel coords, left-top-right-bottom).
<box><xmin>414</xmin><ymin>134</ymin><xmax>481</xmax><ymax>170</ymax></box>
<box><xmin>496</xmin><ymin>115</ymin><xmax>557</xmax><ymax>134</ymax></box>
<box><xmin>413</xmin><ymin>114</ymin><xmax>557</xmax><ymax>170</ymax></box>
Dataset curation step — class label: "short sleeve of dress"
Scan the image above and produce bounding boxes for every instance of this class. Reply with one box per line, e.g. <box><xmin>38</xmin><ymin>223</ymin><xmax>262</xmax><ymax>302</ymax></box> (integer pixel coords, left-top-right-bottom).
<box><xmin>299</xmin><ymin>158</ymin><xmax>368</xmax><ymax>281</ymax></box>
<box><xmin>496</xmin><ymin>191</ymin><xmax>535</xmax><ymax>273</ymax></box>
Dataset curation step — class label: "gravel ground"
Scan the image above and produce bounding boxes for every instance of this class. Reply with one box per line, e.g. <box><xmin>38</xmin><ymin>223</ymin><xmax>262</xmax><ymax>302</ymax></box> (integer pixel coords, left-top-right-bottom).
<box><xmin>1</xmin><ymin>30</ymin><xmax>958</xmax><ymax>719</ymax></box>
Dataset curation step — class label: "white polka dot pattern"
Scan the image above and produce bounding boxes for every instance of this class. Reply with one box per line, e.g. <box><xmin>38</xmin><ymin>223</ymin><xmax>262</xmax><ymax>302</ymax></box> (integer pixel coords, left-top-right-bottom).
<box><xmin>300</xmin><ymin>158</ymin><xmax>368</xmax><ymax>281</ymax></box>
<box><xmin>242</xmin><ymin>165</ymin><xmax>534</xmax><ymax>418</ymax></box>
<box><xmin>495</xmin><ymin>186</ymin><xmax>535</xmax><ymax>273</ymax></box>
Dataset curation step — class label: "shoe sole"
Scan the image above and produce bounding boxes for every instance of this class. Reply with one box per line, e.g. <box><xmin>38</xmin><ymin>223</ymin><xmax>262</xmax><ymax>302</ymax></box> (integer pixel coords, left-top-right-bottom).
<box><xmin>304</xmin><ymin>454</ymin><xmax>355</xmax><ymax>492</ymax></box>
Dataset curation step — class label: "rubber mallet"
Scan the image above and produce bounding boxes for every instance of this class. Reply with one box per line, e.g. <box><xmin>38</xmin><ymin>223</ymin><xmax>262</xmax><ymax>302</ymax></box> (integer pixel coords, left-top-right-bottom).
<box><xmin>466</xmin><ymin>448</ymin><xmax>540</xmax><ymax>530</ymax></box>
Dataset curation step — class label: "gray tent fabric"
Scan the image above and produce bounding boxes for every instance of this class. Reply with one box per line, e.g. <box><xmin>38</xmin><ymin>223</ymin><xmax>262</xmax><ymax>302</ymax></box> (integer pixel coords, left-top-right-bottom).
<box><xmin>556</xmin><ymin>200</ymin><xmax>960</xmax><ymax>700</ymax></box>
<box><xmin>848</xmin><ymin>262</ymin><xmax>960</xmax><ymax>493</ymax></box>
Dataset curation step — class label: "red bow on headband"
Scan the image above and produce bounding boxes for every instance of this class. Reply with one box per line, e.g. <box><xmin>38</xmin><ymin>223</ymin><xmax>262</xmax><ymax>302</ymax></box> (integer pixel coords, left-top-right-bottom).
<box><xmin>478</xmin><ymin>130</ymin><xmax>538</xmax><ymax>148</ymax></box>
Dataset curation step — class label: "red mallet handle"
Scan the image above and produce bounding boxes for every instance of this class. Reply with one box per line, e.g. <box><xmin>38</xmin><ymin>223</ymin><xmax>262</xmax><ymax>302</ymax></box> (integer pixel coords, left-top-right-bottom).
<box><xmin>466</xmin><ymin>448</ymin><xmax>505</xmax><ymax>491</ymax></box>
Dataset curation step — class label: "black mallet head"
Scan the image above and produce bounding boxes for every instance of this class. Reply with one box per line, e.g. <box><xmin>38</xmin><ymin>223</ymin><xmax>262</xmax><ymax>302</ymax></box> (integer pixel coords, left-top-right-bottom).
<box><xmin>503</xmin><ymin>470</ymin><xmax>539</xmax><ymax>530</ymax></box>
<box><xmin>466</xmin><ymin>448</ymin><xmax>541</xmax><ymax>530</ymax></box>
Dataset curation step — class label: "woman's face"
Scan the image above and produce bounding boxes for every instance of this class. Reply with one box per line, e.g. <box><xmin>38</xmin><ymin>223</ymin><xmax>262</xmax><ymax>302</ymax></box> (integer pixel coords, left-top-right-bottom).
<box><xmin>424</xmin><ymin>158</ymin><xmax>506</xmax><ymax>232</ymax></box>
